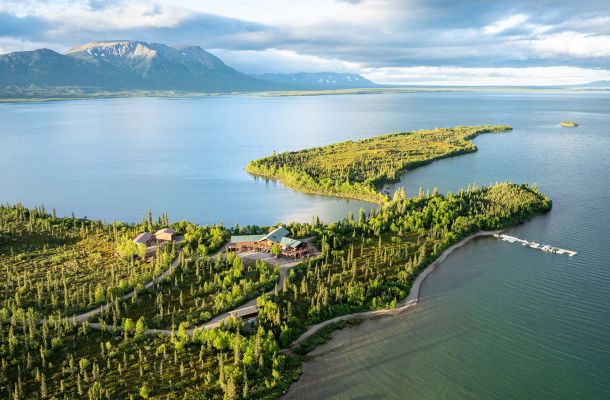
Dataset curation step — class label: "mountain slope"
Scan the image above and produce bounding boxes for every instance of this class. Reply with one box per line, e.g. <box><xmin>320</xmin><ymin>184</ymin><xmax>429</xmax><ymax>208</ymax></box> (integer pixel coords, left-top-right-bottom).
<box><xmin>0</xmin><ymin>41</ymin><xmax>381</xmax><ymax>98</ymax></box>
<box><xmin>0</xmin><ymin>48</ymin><xmax>142</xmax><ymax>89</ymax></box>
<box><xmin>253</xmin><ymin>72</ymin><xmax>378</xmax><ymax>89</ymax></box>
<box><xmin>63</xmin><ymin>41</ymin><xmax>278</xmax><ymax>92</ymax></box>
<box><xmin>578</xmin><ymin>80</ymin><xmax>610</xmax><ymax>88</ymax></box>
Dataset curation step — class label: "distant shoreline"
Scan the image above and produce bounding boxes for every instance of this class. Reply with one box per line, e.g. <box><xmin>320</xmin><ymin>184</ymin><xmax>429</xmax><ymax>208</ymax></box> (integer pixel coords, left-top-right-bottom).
<box><xmin>1</xmin><ymin>86</ymin><xmax>609</xmax><ymax>103</ymax></box>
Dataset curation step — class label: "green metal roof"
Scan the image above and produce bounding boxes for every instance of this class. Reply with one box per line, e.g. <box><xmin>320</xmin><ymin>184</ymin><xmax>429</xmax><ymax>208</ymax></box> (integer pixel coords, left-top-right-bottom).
<box><xmin>279</xmin><ymin>237</ymin><xmax>302</xmax><ymax>248</ymax></box>
<box><xmin>229</xmin><ymin>234</ymin><xmax>265</xmax><ymax>243</ymax></box>
<box><xmin>230</xmin><ymin>226</ymin><xmax>302</xmax><ymax>247</ymax></box>
<box><xmin>263</xmin><ymin>227</ymin><xmax>290</xmax><ymax>243</ymax></box>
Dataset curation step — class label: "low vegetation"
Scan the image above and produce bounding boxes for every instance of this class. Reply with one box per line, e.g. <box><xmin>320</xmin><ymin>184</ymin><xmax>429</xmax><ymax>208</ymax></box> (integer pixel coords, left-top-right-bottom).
<box><xmin>0</xmin><ymin>181</ymin><xmax>553</xmax><ymax>399</ymax></box>
<box><xmin>246</xmin><ymin>125</ymin><xmax>512</xmax><ymax>203</ymax></box>
<box><xmin>0</xmin><ymin>120</ymin><xmax>554</xmax><ymax>398</ymax></box>
<box><xmin>94</xmin><ymin>252</ymin><xmax>280</xmax><ymax>330</ymax></box>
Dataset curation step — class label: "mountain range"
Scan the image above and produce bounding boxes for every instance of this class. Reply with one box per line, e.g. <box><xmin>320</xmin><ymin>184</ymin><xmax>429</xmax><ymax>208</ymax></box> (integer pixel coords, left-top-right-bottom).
<box><xmin>0</xmin><ymin>41</ymin><xmax>378</xmax><ymax>98</ymax></box>
<box><xmin>253</xmin><ymin>72</ymin><xmax>377</xmax><ymax>88</ymax></box>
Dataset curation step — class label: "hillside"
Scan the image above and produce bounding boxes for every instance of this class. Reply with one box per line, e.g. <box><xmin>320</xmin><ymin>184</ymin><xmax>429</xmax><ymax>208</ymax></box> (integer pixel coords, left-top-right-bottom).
<box><xmin>0</xmin><ymin>41</ymin><xmax>284</xmax><ymax>96</ymax></box>
<box><xmin>254</xmin><ymin>72</ymin><xmax>378</xmax><ymax>89</ymax></box>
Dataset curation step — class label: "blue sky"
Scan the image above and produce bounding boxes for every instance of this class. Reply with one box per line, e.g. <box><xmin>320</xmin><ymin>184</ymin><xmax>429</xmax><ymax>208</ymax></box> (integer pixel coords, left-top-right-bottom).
<box><xmin>1</xmin><ymin>0</ymin><xmax>610</xmax><ymax>85</ymax></box>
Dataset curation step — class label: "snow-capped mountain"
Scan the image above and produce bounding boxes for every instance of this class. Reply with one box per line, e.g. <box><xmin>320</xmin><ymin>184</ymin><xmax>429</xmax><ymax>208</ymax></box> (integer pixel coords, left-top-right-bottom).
<box><xmin>62</xmin><ymin>41</ymin><xmax>274</xmax><ymax>91</ymax></box>
<box><xmin>0</xmin><ymin>41</ymin><xmax>380</xmax><ymax>97</ymax></box>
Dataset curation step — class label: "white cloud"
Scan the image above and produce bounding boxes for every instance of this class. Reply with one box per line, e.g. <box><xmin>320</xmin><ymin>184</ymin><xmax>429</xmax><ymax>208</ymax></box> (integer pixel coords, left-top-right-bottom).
<box><xmin>526</xmin><ymin>31</ymin><xmax>610</xmax><ymax>57</ymax></box>
<box><xmin>213</xmin><ymin>48</ymin><xmax>362</xmax><ymax>74</ymax></box>
<box><xmin>161</xmin><ymin>0</ymin><xmax>375</xmax><ymax>25</ymax></box>
<box><xmin>361</xmin><ymin>66</ymin><xmax>610</xmax><ymax>86</ymax></box>
<box><xmin>484</xmin><ymin>14</ymin><xmax>529</xmax><ymax>35</ymax></box>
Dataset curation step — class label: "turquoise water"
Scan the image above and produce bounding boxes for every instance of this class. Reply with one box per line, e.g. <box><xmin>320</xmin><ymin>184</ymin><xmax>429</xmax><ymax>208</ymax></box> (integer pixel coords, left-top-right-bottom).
<box><xmin>1</xmin><ymin>91</ymin><xmax>609</xmax><ymax>398</ymax></box>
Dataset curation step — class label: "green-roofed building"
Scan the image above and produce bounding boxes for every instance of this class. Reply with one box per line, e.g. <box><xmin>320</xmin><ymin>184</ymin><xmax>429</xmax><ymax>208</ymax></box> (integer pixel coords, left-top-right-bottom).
<box><xmin>228</xmin><ymin>226</ymin><xmax>310</xmax><ymax>258</ymax></box>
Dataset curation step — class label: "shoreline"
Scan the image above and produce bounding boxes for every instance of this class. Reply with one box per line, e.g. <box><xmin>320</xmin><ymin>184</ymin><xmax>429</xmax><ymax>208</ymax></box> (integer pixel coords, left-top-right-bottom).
<box><xmin>1</xmin><ymin>86</ymin><xmax>608</xmax><ymax>104</ymax></box>
<box><xmin>288</xmin><ymin>230</ymin><xmax>501</xmax><ymax>349</ymax></box>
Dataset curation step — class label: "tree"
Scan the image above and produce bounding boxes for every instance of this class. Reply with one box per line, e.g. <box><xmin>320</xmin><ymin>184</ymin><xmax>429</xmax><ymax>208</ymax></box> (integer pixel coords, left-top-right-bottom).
<box><xmin>135</xmin><ymin>317</ymin><xmax>146</xmax><ymax>339</ymax></box>
<box><xmin>88</xmin><ymin>382</ymin><xmax>103</xmax><ymax>400</ymax></box>
<box><xmin>224</xmin><ymin>376</ymin><xmax>237</xmax><ymax>400</ymax></box>
<box><xmin>139</xmin><ymin>384</ymin><xmax>150</xmax><ymax>399</ymax></box>
<box><xmin>123</xmin><ymin>318</ymin><xmax>135</xmax><ymax>340</ymax></box>
<box><xmin>270</xmin><ymin>243</ymin><xmax>281</xmax><ymax>258</ymax></box>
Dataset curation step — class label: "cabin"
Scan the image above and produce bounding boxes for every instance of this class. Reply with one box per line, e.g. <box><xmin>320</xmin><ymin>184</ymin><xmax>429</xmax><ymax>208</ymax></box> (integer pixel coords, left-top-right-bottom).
<box><xmin>228</xmin><ymin>226</ymin><xmax>310</xmax><ymax>258</ymax></box>
<box><xmin>133</xmin><ymin>232</ymin><xmax>155</xmax><ymax>247</ymax></box>
<box><xmin>155</xmin><ymin>228</ymin><xmax>177</xmax><ymax>242</ymax></box>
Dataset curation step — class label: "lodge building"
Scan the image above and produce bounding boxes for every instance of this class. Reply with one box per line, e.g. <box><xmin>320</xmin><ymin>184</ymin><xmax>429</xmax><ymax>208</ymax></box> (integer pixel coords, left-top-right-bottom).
<box><xmin>228</xmin><ymin>226</ymin><xmax>310</xmax><ymax>258</ymax></box>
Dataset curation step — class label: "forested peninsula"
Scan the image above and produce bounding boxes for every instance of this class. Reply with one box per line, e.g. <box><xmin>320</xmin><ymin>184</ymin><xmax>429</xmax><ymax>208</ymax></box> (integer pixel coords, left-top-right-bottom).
<box><xmin>246</xmin><ymin>125</ymin><xmax>512</xmax><ymax>203</ymax></box>
<box><xmin>0</xmin><ymin>181</ymin><xmax>551</xmax><ymax>399</ymax></box>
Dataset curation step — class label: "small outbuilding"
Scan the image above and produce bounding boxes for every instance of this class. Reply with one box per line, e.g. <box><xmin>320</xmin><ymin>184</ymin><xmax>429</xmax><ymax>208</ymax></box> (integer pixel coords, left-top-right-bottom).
<box><xmin>155</xmin><ymin>227</ymin><xmax>177</xmax><ymax>242</ymax></box>
<box><xmin>133</xmin><ymin>232</ymin><xmax>155</xmax><ymax>247</ymax></box>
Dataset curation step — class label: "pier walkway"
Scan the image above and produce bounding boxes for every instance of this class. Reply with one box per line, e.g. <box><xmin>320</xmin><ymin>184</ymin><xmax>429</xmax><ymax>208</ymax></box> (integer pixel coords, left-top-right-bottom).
<box><xmin>494</xmin><ymin>234</ymin><xmax>577</xmax><ymax>256</ymax></box>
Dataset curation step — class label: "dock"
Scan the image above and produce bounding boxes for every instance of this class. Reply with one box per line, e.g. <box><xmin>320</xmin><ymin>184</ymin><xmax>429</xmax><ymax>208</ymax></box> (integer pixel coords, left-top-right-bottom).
<box><xmin>493</xmin><ymin>234</ymin><xmax>577</xmax><ymax>257</ymax></box>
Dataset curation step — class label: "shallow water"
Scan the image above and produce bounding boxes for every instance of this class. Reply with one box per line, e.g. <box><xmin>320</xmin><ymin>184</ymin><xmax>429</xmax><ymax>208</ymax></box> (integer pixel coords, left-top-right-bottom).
<box><xmin>1</xmin><ymin>91</ymin><xmax>609</xmax><ymax>399</ymax></box>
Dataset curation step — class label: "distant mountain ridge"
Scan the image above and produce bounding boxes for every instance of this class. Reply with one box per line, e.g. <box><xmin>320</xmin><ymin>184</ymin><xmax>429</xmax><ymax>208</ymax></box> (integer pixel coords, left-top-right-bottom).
<box><xmin>0</xmin><ymin>41</ymin><xmax>380</xmax><ymax>98</ymax></box>
<box><xmin>578</xmin><ymin>80</ymin><xmax>610</xmax><ymax>88</ymax></box>
<box><xmin>254</xmin><ymin>72</ymin><xmax>378</xmax><ymax>88</ymax></box>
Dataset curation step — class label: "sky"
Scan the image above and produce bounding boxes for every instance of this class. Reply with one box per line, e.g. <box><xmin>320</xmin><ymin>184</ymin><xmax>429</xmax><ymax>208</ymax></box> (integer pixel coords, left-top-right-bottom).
<box><xmin>1</xmin><ymin>0</ymin><xmax>610</xmax><ymax>85</ymax></box>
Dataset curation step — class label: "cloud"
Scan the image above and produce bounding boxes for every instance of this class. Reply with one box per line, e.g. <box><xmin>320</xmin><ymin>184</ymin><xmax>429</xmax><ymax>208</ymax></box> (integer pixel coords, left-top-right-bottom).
<box><xmin>0</xmin><ymin>11</ymin><xmax>48</xmax><ymax>38</ymax></box>
<box><xmin>362</xmin><ymin>66</ymin><xmax>610</xmax><ymax>86</ymax></box>
<box><xmin>1</xmin><ymin>0</ymin><xmax>610</xmax><ymax>85</ymax></box>
<box><xmin>212</xmin><ymin>48</ymin><xmax>361</xmax><ymax>74</ymax></box>
<box><xmin>484</xmin><ymin>14</ymin><xmax>529</xmax><ymax>35</ymax></box>
<box><xmin>526</xmin><ymin>31</ymin><xmax>610</xmax><ymax>58</ymax></box>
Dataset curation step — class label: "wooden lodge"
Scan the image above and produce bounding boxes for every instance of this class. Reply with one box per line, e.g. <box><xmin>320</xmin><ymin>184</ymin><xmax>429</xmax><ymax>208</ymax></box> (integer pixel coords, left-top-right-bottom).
<box><xmin>228</xmin><ymin>226</ymin><xmax>310</xmax><ymax>258</ymax></box>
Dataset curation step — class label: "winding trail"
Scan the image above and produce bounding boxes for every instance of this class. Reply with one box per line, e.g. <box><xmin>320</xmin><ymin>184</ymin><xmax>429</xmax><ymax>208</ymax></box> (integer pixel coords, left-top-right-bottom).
<box><xmin>287</xmin><ymin>230</ymin><xmax>501</xmax><ymax>350</ymax></box>
<box><xmin>82</xmin><ymin>246</ymin><xmax>318</xmax><ymax>335</ymax></box>
<box><xmin>74</xmin><ymin>231</ymin><xmax>497</xmax><ymax>342</ymax></box>
<box><xmin>60</xmin><ymin>249</ymin><xmax>183</xmax><ymax>325</ymax></box>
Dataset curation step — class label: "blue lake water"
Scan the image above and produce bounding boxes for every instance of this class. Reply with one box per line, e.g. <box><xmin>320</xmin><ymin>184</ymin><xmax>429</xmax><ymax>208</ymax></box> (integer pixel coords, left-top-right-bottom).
<box><xmin>1</xmin><ymin>91</ymin><xmax>609</xmax><ymax>399</ymax></box>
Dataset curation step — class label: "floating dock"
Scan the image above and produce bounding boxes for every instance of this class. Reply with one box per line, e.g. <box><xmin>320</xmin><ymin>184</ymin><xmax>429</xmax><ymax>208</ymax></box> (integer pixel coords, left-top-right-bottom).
<box><xmin>493</xmin><ymin>234</ymin><xmax>577</xmax><ymax>257</ymax></box>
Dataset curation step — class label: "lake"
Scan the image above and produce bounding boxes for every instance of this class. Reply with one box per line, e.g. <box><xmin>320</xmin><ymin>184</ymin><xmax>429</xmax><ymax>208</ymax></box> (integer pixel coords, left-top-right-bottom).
<box><xmin>2</xmin><ymin>91</ymin><xmax>610</xmax><ymax>399</ymax></box>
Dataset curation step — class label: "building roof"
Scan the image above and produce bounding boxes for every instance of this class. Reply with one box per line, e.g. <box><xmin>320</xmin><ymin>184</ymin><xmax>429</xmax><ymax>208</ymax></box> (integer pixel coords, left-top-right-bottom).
<box><xmin>262</xmin><ymin>227</ymin><xmax>290</xmax><ymax>243</ymax></box>
<box><xmin>229</xmin><ymin>226</ymin><xmax>301</xmax><ymax>247</ymax></box>
<box><xmin>230</xmin><ymin>234</ymin><xmax>266</xmax><ymax>243</ymax></box>
<box><xmin>133</xmin><ymin>232</ymin><xmax>154</xmax><ymax>244</ymax></box>
<box><xmin>155</xmin><ymin>227</ymin><xmax>177</xmax><ymax>235</ymax></box>
<box><xmin>279</xmin><ymin>236</ymin><xmax>302</xmax><ymax>248</ymax></box>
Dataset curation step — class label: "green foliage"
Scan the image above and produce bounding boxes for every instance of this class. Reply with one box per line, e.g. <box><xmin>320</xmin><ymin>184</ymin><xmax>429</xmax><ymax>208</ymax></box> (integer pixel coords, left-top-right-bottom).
<box><xmin>0</xmin><ymin>180</ymin><xmax>551</xmax><ymax>399</ymax></box>
<box><xmin>270</xmin><ymin>243</ymin><xmax>281</xmax><ymax>257</ymax></box>
<box><xmin>246</xmin><ymin>125</ymin><xmax>512</xmax><ymax>203</ymax></box>
<box><xmin>95</xmin><ymin>254</ymin><xmax>280</xmax><ymax>329</ymax></box>
<box><xmin>0</xmin><ymin>204</ymin><xmax>159</xmax><ymax>317</ymax></box>
<box><xmin>116</xmin><ymin>237</ymin><xmax>146</xmax><ymax>260</ymax></box>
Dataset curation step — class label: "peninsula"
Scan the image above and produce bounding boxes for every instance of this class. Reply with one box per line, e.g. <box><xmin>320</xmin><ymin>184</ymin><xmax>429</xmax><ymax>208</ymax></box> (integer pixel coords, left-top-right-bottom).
<box><xmin>246</xmin><ymin>125</ymin><xmax>512</xmax><ymax>203</ymax></box>
<box><xmin>0</xmin><ymin>178</ymin><xmax>551</xmax><ymax>399</ymax></box>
